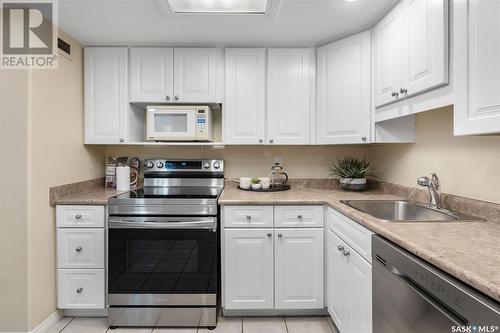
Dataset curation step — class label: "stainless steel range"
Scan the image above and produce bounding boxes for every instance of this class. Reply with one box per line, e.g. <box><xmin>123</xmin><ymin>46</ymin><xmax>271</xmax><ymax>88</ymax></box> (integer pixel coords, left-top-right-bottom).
<box><xmin>107</xmin><ymin>159</ymin><xmax>224</xmax><ymax>329</ymax></box>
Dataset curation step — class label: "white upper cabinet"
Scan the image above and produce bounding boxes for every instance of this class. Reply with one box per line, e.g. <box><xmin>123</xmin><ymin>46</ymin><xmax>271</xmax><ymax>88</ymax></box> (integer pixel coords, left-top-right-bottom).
<box><xmin>267</xmin><ymin>49</ymin><xmax>312</xmax><ymax>144</ymax></box>
<box><xmin>274</xmin><ymin>228</ymin><xmax>324</xmax><ymax>309</ymax></box>
<box><xmin>403</xmin><ymin>0</ymin><xmax>448</xmax><ymax>95</ymax></box>
<box><xmin>84</xmin><ymin>47</ymin><xmax>128</xmax><ymax>144</ymax></box>
<box><xmin>454</xmin><ymin>0</ymin><xmax>500</xmax><ymax>135</ymax></box>
<box><xmin>173</xmin><ymin>48</ymin><xmax>217</xmax><ymax>103</ymax></box>
<box><xmin>373</xmin><ymin>2</ymin><xmax>404</xmax><ymax>107</ymax></box>
<box><xmin>317</xmin><ymin>31</ymin><xmax>371</xmax><ymax>144</ymax></box>
<box><xmin>130</xmin><ymin>48</ymin><xmax>174</xmax><ymax>103</ymax></box>
<box><xmin>224</xmin><ymin>48</ymin><xmax>266</xmax><ymax>144</ymax></box>
<box><xmin>373</xmin><ymin>0</ymin><xmax>448</xmax><ymax>107</ymax></box>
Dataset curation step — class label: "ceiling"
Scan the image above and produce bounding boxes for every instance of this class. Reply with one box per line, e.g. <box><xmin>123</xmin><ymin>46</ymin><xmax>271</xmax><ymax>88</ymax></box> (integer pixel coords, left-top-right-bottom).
<box><xmin>59</xmin><ymin>0</ymin><xmax>395</xmax><ymax>47</ymax></box>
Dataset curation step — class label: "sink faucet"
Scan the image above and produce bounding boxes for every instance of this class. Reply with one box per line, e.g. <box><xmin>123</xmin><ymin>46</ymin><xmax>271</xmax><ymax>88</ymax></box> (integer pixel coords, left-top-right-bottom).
<box><xmin>417</xmin><ymin>173</ymin><xmax>442</xmax><ymax>210</ymax></box>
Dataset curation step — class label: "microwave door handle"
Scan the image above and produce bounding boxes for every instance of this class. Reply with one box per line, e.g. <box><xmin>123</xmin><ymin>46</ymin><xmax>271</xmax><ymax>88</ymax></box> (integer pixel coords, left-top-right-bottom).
<box><xmin>108</xmin><ymin>219</ymin><xmax>216</xmax><ymax>230</ymax></box>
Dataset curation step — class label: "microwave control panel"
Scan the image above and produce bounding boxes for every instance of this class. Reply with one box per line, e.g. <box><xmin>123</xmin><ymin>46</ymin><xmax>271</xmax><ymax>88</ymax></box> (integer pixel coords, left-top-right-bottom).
<box><xmin>196</xmin><ymin>108</ymin><xmax>212</xmax><ymax>141</ymax></box>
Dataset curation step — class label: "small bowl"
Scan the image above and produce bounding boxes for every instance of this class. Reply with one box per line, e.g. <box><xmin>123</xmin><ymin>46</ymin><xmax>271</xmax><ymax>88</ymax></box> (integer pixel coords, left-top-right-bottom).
<box><xmin>251</xmin><ymin>183</ymin><xmax>262</xmax><ymax>190</ymax></box>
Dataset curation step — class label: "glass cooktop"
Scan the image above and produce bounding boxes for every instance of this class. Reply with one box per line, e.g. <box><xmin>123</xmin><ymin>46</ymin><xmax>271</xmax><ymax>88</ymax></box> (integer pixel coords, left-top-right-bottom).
<box><xmin>113</xmin><ymin>187</ymin><xmax>222</xmax><ymax>200</ymax></box>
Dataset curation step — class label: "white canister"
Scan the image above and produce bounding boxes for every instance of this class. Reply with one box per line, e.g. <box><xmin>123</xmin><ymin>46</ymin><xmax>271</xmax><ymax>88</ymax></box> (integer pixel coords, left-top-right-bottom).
<box><xmin>239</xmin><ymin>177</ymin><xmax>251</xmax><ymax>189</ymax></box>
<box><xmin>116</xmin><ymin>166</ymin><xmax>131</xmax><ymax>191</ymax></box>
<box><xmin>260</xmin><ymin>177</ymin><xmax>271</xmax><ymax>189</ymax></box>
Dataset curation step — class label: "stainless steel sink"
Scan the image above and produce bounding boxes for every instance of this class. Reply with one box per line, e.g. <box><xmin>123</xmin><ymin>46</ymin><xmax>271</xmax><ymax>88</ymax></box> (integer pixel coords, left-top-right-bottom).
<box><xmin>340</xmin><ymin>200</ymin><xmax>483</xmax><ymax>222</ymax></box>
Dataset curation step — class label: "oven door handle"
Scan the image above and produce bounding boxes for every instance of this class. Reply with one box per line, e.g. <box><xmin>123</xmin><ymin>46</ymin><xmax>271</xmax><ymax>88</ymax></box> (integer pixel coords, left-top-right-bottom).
<box><xmin>108</xmin><ymin>218</ymin><xmax>217</xmax><ymax>230</ymax></box>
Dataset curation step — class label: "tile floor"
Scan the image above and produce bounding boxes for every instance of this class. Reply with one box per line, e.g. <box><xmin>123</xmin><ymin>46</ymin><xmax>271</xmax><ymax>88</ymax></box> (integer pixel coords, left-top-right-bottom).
<box><xmin>48</xmin><ymin>315</ymin><xmax>339</xmax><ymax>333</ymax></box>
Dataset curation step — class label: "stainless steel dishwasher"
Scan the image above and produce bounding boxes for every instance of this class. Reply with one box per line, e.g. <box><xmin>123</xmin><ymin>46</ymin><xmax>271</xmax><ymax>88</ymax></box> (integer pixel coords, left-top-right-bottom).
<box><xmin>372</xmin><ymin>235</ymin><xmax>500</xmax><ymax>333</ymax></box>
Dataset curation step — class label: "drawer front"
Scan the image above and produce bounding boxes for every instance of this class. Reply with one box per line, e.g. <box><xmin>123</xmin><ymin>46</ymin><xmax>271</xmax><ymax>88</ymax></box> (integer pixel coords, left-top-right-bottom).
<box><xmin>57</xmin><ymin>269</ymin><xmax>105</xmax><ymax>309</ymax></box>
<box><xmin>274</xmin><ymin>205</ymin><xmax>324</xmax><ymax>228</ymax></box>
<box><xmin>224</xmin><ymin>206</ymin><xmax>274</xmax><ymax>228</ymax></box>
<box><xmin>328</xmin><ymin>208</ymin><xmax>374</xmax><ymax>263</ymax></box>
<box><xmin>57</xmin><ymin>229</ymin><xmax>104</xmax><ymax>269</ymax></box>
<box><xmin>56</xmin><ymin>205</ymin><xmax>105</xmax><ymax>228</ymax></box>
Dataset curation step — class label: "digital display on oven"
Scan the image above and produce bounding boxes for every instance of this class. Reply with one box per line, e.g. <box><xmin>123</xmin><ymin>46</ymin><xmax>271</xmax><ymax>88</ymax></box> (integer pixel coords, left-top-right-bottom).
<box><xmin>165</xmin><ymin>161</ymin><xmax>202</xmax><ymax>170</ymax></box>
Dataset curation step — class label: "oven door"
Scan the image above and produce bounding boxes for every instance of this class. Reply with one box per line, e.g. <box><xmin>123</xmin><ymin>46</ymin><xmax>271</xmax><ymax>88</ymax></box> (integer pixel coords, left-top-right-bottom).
<box><xmin>147</xmin><ymin>109</ymin><xmax>196</xmax><ymax>141</ymax></box>
<box><xmin>107</xmin><ymin>217</ymin><xmax>218</xmax><ymax>306</ymax></box>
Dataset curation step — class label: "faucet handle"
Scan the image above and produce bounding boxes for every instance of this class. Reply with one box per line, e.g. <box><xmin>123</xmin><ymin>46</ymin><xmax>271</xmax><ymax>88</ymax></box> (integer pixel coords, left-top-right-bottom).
<box><xmin>430</xmin><ymin>173</ymin><xmax>440</xmax><ymax>192</ymax></box>
<box><xmin>417</xmin><ymin>176</ymin><xmax>430</xmax><ymax>187</ymax></box>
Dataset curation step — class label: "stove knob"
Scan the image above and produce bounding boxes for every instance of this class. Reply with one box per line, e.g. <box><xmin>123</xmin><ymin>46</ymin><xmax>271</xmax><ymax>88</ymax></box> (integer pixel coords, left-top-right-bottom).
<box><xmin>213</xmin><ymin>161</ymin><xmax>220</xmax><ymax>169</ymax></box>
<box><xmin>156</xmin><ymin>161</ymin><xmax>164</xmax><ymax>168</ymax></box>
<box><xmin>203</xmin><ymin>161</ymin><xmax>211</xmax><ymax>169</ymax></box>
<box><xmin>146</xmin><ymin>161</ymin><xmax>154</xmax><ymax>168</ymax></box>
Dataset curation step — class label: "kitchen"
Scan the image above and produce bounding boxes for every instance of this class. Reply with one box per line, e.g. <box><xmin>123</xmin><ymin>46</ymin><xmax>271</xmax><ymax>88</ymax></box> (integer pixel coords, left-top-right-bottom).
<box><xmin>1</xmin><ymin>0</ymin><xmax>500</xmax><ymax>332</ymax></box>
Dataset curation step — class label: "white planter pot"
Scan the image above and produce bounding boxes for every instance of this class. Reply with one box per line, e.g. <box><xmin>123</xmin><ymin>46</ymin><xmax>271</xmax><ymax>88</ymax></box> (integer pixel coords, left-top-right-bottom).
<box><xmin>340</xmin><ymin>177</ymin><xmax>367</xmax><ymax>185</ymax></box>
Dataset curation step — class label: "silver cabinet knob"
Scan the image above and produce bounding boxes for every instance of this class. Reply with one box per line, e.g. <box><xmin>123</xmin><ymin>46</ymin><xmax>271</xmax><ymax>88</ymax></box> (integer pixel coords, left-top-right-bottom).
<box><xmin>259</xmin><ymin>139</ymin><xmax>263</xmax><ymax>143</ymax></box>
<box><xmin>343</xmin><ymin>250</ymin><xmax>351</xmax><ymax>257</ymax></box>
<box><xmin>245</xmin><ymin>215</ymin><xmax>251</xmax><ymax>220</ymax></box>
<box><xmin>267</xmin><ymin>233</ymin><xmax>272</xmax><ymax>237</ymax></box>
<box><xmin>337</xmin><ymin>245</ymin><xmax>344</xmax><ymax>251</ymax></box>
<box><xmin>75</xmin><ymin>246</ymin><xmax>82</xmax><ymax>253</ymax></box>
<box><xmin>166</xmin><ymin>95</ymin><xmax>171</xmax><ymax>101</ymax></box>
<box><xmin>174</xmin><ymin>95</ymin><xmax>179</xmax><ymax>101</ymax></box>
<box><xmin>297</xmin><ymin>214</ymin><xmax>303</xmax><ymax>219</ymax></box>
<box><xmin>361</xmin><ymin>136</ymin><xmax>367</xmax><ymax>142</ymax></box>
<box><xmin>277</xmin><ymin>233</ymin><xmax>283</xmax><ymax>238</ymax></box>
<box><xmin>75</xmin><ymin>214</ymin><xmax>82</xmax><ymax>219</ymax></box>
<box><xmin>399</xmin><ymin>88</ymin><xmax>408</xmax><ymax>95</ymax></box>
<box><xmin>391</xmin><ymin>91</ymin><xmax>399</xmax><ymax>98</ymax></box>
<box><xmin>76</xmin><ymin>288</ymin><xmax>83</xmax><ymax>294</ymax></box>
<box><xmin>269</xmin><ymin>139</ymin><xmax>274</xmax><ymax>143</ymax></box>
<box><xmin>119</xmin><ymin>137</ymin><xmax>124</xmax><ymax>143</ymax></box>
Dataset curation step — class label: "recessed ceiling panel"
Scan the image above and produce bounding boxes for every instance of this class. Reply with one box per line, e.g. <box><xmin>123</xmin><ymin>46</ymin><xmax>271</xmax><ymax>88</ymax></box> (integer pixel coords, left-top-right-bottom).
<box><xmin>167</xmin><ymin>0</ymin><xmax>269</xmax><ymax>14</ymax></box>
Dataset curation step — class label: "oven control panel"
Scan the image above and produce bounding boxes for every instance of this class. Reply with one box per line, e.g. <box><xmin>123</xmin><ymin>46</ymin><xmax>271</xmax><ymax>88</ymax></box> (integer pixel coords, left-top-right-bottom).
<box><xmin>144</xmin><ymin>159</ymin><xmax>224</xmax><ymax>173</ymax></box>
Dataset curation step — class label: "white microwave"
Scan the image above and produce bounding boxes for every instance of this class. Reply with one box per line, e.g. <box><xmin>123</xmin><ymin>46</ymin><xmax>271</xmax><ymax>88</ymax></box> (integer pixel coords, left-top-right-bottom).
<box><xmin>146</xmin><ymin>105</ymin><xmax>213</xmax><ymax>142</ymax></box>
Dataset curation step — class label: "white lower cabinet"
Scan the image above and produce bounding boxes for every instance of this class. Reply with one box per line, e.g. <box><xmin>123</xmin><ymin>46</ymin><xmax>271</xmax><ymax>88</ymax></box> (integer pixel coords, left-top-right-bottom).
<box><xmin>275</xmin><ymin>228</ymin><xmax>323</xmax><ymax>309</ymax></box>
<box><xmin>327</xmin><ymin>208</ymin><xmax>373</xmax><ymax>333</ymax></box>
<box><xmin>56</xmin><ymin>205</ymin><xmax>106</xmax><ymax>310</ymax></box>
<box><xmin>223</xmin><ymin>205</ymin><xmax>324</xmax><ymax>312</ymax></box>
<box><xmin>224</xmin><ymin>229</ymin><xmax>274</xmax><ymax>309</ymax></box>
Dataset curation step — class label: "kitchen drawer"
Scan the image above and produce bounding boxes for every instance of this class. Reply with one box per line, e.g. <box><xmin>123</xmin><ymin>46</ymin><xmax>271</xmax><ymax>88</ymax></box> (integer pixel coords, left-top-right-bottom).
<box><xmin>57</xmin><ymin>229</ymin><xmax>104</xmax><ymax>269</ymax></box>
<box><xmin>57</xmin><ymin>269</ymin><xmax>105</xmax><ymax>309</ymax></box>
<box><xmin>223</xmin><ymin>206</ymin><xmax>274</xmax><ymax>228</ymax></box>
<box><xmin>327</xmin><ymin>208</ymin><xmax>374</xmax><ymax>263</ymax></box>
<box><xmin>56</xmin><ymin>205</ymin><xmax>105</xmax><ymax>228</ymax></box>
<box><xmin>274</xmin><ymin>205</ymin><xmax>324</xmax><ymax>228</ymax></box>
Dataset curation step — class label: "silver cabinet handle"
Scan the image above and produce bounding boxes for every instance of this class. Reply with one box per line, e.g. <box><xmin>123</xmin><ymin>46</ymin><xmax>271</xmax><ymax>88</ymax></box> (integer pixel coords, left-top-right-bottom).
<box><xmin>343</xmin><ymin>250</ymin><xmax>350</xmax><ymax>256</ymax></box>
<box><xmin>337</xmin><ymin>245</ymin><xmax>344</xmax><ymax>251</ymax></box>
<box><xmin>278</xmin><ymin>233</ymin><xmax>283</xmax><ymax>238</ymax></box>
<box><xmin>400</xmin><ymin>88</ymin><xmax>408</xmax><ymax>95</ymax></box>
<box><xmin>267</xmin><ymin>233</ymin><xmax>272</xmax><ymax>237</ymax></box>
<box><xmin>362</xmin><ymin>136</ymin><xmax>367</xmax><ymax>142</ymax></box>
<box><xmin>75</xmin><ymin>214</ymin><xmax>82</xmax><ymax>219</ymax></box>
<box><xmin>174</xmin><ymin>95</ymin><xmax>179</xmax><ymax>101</ymax></box>
<box><xmin>75</xmin><ymin>246</ymin><xmax>82</xmax><ymax>253</ymax></box>
<box><xmin>166</xmin><ymin>95</ymin><xmax>171</xmax><ymax>101</ymax></box>
<box><xmin>391</xmin><ymin>91</ymin><xmax>399</xmax><ymax>98</ymax></box>
<box><xmin>119</xmin><ymin>137</ymin><xmax>125</xmax><ymax>143</ymax></box>
<box><xmin>76</xmin><ymin>288</ymin><xmax>83</xmax><ymax>294</ymax></box>
<box><xmin>245</xmin><ymin>215</ymin><xmax>251</xmax><ymax>220</ymax></box>
<box><xmin>259</xmin><ymin>139</ymin><xmax>263</xmax><ymax>143</ymax></box>
<box><xmin>297</xmin><ymin>214</ymin><xmax>303</xmax><ymax>219</ymax></box>
<box><xmin>269</xmin><ymin>139</ymin><xmax>274</xmax><ymax>143</ymax></box>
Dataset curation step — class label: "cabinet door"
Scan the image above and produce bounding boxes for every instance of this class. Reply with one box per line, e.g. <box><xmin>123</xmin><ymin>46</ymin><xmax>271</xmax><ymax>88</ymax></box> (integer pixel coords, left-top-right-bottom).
<box><xmin>275</xmin><ymin>229</ymin><xmax>323</xmax><ymax>309</ymax></box>
<box><xmin>402</xmin><ymin>0</ymin><xmax>448</xmax><ymax>96</ymax></box>
<box><xmin>327</xmin><ymin>229</ymin><xmax>348</xmax><ymax>332</ymax></box>
<box><xmin>316</xmin><ymin>32</ymin><xmax>371</xmax><ymax>144</ymax></box>
<box><xmin>224</xmin><ymin>49</ymin><xmax>266</xmax><ymax>144</ymax></box>
<box><xmin>373</xmin><ymin>2</ymin><xmax>404</xmax><ymax>107</ymax></box>
<box><xmin>130</xmin><ymin>48</ymin><xmax>174</xmax><ymax>103</ymax></box>
<box><xmin>224</xmin><ymin>229</ymin><xmax>274</xmax><ymax>309</ymax></box>
<box><xmin>346</xmin><ymin>247</ymin><xmax>372</xmax><ymax>333</ymax></box>
<box><xmin>57</xmin><ymin>269</ymin><xmax>105</xmax><ymax>309</ymax></box>
<box><xmin>84</xmin><ymin>47</ymin><xmax>128</xmax><ymax>144</ymax></box>
<box><xmin>57</xmin><ymin>229</ymin><xmax>104</xmax><ymax>269</ymax></box>
<box><xmin>454</xmin><ymin>0</ymin><xmax>500</xmax><ymax>135</ymax></box>
<box><xmin>267</xmin><ymin>49</ymin><xmax>312</xmax><ymax>144</ymax></box>
<box><xmin>173</xmin><ymin>48</ymin><xmax>217</xmax><ymax>103</ymax></box>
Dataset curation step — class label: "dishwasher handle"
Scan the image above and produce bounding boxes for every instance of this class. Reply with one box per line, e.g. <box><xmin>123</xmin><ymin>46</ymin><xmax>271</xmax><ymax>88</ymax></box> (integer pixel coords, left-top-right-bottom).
<box><xmin>388</xmin><ymin>265</ymin><xmax>467</xmax><ymax>326</ymax></box>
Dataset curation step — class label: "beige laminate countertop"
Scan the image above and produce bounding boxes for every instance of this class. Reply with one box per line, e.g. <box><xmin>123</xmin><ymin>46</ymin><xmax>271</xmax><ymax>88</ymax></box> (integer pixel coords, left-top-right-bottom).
<box><xmin>219</xmin><ymin>183</ymin><xmax>500</xmax><ymax>304</ymax></box>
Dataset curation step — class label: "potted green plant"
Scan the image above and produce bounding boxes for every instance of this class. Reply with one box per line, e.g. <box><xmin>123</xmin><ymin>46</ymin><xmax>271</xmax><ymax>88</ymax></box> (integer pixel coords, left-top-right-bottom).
<box><xmin>329</xmin><ymin>156</ymin><xmax>370</xmax><ymax>191</ymax></box>
<box><xmin>251</xmin><ymin>177</ymin><xmax>262</xmax><ymax>190</ymax></box>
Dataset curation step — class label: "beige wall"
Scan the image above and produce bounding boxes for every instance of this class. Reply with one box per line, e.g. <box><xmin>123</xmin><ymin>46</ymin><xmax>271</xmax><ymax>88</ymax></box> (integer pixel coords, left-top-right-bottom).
<box><xmin>369</xmin><ymin>106</ymin><xmax>500</xmax><ymax>204</ymax></box>
<box><xmin>105</xmin><ymin>145</ymin><xmax>370</xmax><ymax>179</ymax></box>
